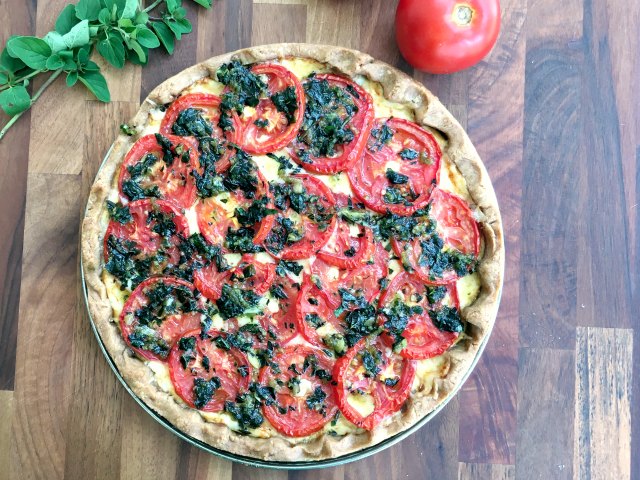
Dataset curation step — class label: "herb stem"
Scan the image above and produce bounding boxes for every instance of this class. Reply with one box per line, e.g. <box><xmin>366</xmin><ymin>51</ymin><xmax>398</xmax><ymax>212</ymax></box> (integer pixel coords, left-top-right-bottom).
<box><xmin>0</xmin><ymin>69</ymin><xmax>43</xmax><ymax>92</ymax></box>
<box><xmin>143</xmin><ymin>0</ymin><xmax>164</xmax><ymax>13</ymax></box>
<box><xmin>0</xmin><ymin>69</ymin><xmax>62</xmax><ymax>141</ymax></box>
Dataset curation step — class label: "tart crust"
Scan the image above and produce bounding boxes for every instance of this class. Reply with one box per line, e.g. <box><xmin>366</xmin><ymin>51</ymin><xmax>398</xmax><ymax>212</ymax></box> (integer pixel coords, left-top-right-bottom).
<box><xmin>81</xmin><ymin>43</ymin><xmax>504</xmax><ymax>462</ymax></box>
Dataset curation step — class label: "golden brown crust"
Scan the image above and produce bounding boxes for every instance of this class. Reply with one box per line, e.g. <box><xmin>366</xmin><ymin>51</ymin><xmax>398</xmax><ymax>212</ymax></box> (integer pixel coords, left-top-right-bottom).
<box><xmin>81</xmin><ymin>43</ymin><xmax>504</xmax><ymax>462</ymax></box>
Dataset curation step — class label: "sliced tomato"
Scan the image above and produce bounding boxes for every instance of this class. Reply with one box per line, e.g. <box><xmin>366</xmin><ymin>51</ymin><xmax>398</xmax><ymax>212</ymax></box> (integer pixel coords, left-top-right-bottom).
<box><xmin>311</xmin><ymin>241</ymin><xmax>389</xmax><ymax>309</ymax></box>
<box><xmin>296</xmin><ymin>274</ymin><xmax>342</xmax><ymax>349</ymax></box>
<box><xmin>168</xmin><ymin>329</ymin><xmax>252</xmax><ymax>412</ymax></box>
<box><xmin>392</xmin><ymin>187</ymin><xmax>480</xmax><ymax>285</ymax></box>
<box><xmin>230</xmin><ymin>63</ymin><xmax>305</xmax><ymax>155</ymax></box>
<box><xmin>334</xmin><ymin>336</ymin><xmax>416</xmax><ymax>430</ymax></box>
<box><xmin>118</xmin><ymin>134</ymin><xmax>199</xmax><ymax>209</ymax></box>
<box><xmin>264</xmin><ymin>175</ymin><xmax>337</xmax><ymax>260</ymax></box>
<box><xmin>195</xmin><ymin>170</ymin><xmax>275</xmax><ymax>248</ymax></box>
<box><xmin>160</xmin><ymin>93</ymin><xmax>226</xmax><ymax>140</ymax></box>
<box><xmin>104</xmin><ymin>198</ymin><xmax>189</xmax><ymax>273</ymax></box>
<box><xmin>289</xmin><ymin>74</ymin><xmax>374</xmax><ymax>174</ymax></box>
<box><xmin>257</xmin><ymin>274</ymin><xmax>300</xmax><ymax>345</ymax></box>
<box><xmin>259</xmin><ymin>344</ymin><xmax>337</xmax><ymax>437</ymax></box>
<box><xmin>194</xmin><ymin>254</ymin><xmax>276</xmax><ymax>302</ymax></box>
<box><xmin>348</xmin><ymin>118</ymin><xmax>441</xmax><ymax>215</ymax></box>
<box><xmin>378</xmin><ymin>272</ymin><xmax>460</xmax><ymax>359</ymax></box>
<box><xmin>317</xmin><ymin>220</ymin><xmax>374</xmax><ymax>269</ymax></box>
<box><xmin>119</xmin><ymin>277</ymin><xmax>203</xmax><ymax>361</ymax></box>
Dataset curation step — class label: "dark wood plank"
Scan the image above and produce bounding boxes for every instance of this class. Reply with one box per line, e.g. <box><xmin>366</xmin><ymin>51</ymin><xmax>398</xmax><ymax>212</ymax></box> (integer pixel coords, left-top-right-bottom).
<box><xmin>516</xmin><ymin>349</ymin><xmax>575</xmax><ymax>479</ymax></box>
<box><xmin>457</xmin><ymin>0</ymin><xmax>526</xmax><ymax>464</ymax></box>
<box><xmin>232</xmin><ymin>464</ymin><xmax>287</xmax><ymax>480</ymax></box>
<box><xmin>141</xmin><ymin>1</ymin><xmax>200</xmax><ymax>100</ymax></box>
<box><xmin>359</xmin><ymin>0</ymin><xmax>412</xmax><ymax>74</ymax></box>
<box><xmin>225</xmin><ymin>0</ymin><xmax>253</xmax><ymax>52</ymax></box>
<box><xmin>574</xmin><ymin>327</ymin><xmax>632</xmax><ymax>478</ymax></box>
<box><xmin>0</xmin><ymin>0</ymin><xmax>35</xmax><ymax>392</ymax></box>
<box><xmin>341</xmin><ymin>399</ymin><xmax>459</xmax><ymax>480</ymax></box>
<box><xmin>175</xmin><ymin>441</ymin><xmax>232</xmax><ymax>480</ymax></box>
<box><xmin>252</xmin><ymin>4</ymin><xmax>306</xmax><ymax>44</ymax></box>
<box><xmin>519</xmin><ymin>0</ymin><xmax>583</xmax><ymax>349</ymax></box>
<box><xmin>458</xmin><ymin>463</ymin><xmax>515</xmax><ymax>480</ymax></box>
<box><xmin>574</xmin><ymin>0</ymin><xmax>633</xmax><ymax>330</ymax></box>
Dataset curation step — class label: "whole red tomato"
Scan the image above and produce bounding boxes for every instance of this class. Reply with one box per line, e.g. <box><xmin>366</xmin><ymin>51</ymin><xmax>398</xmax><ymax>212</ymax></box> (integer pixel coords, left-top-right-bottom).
<box><xmin>395</xmin><ymin>0</ymin><xmax>501</xmax><ymax>74</ymax></box>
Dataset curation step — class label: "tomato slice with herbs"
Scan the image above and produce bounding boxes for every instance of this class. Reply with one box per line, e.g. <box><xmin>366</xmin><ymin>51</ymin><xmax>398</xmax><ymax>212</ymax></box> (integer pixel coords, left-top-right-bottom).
<box><xmin>334</xmin><ymin>336</ymin><xmax>416</xmax><ymax>430</ymax></box>
<box><xmin>257</xmin><ymin>274</ymin><xmax>300</xmax><ymax>345</ymax></box>
<box><xmin>289</xmin><ymin>74</ymin><xmax>374</xmax><ymax>174</ymax></box>
<box><xmin>118</xmin><ymin>134</ymin><xmax>199</xmax><ymax>209</ymax></box>
<box><xmin>103</xmin><ymin>199</ymin><xmax>189</xmax><ymax>287</ymax></box>
<box><xmin>392</xmin><ymin>187</ymin><xmax>480</xmax><ymax>285</ymax></box>
<box><xmin>194</xmin><ymin>254</ymin><xmax>276</xmax><ymax>302</ymax></box>
<box><xmin>169</xmin><ymin>329</ymin><xmax>252</xmax><ymax>412</ymax></box>
<box><xmin>160</xmin><ymin>93</ymin><xmax>226</xmax><ymax>140</ymax></box>
<box><xmin>259</xmin><ymin>344</ymin><xmax>337</xmax><ymax>437</ymax></box>
<box><xmin>119</xmin><ymin>277</ymin><xmax>203</xmax><ymax>361</ymax></box>
<box><xmin>196</xmin><ymin>170</ymin><xmax>275</xmax><ymax>249</ymax></box>
<box><xmin>230</xmin><ymin>63</ymin><xmax>305</xmax><ymax>155</ymax></box>
<box><xmin>348</xmin><ymin>117</ymin><xmax>441</xmax><ymax>215</ymax></box>
<box><xmin>317</xmin><ymin>220</ymin><xmax>374</xmax><ymax>269</ymax></box>
<box><xmin>264</xmin><ymin>174</ymin><xmax>337</xmax><ymax>260</ymax></box>
<box><xmin>311</xmin><ymin>241</ymin><xmax>389</xmax><ymax>309</ymax></box>
<box><xmin>378</xmin><ymin>272</ymin><xmax>461</xmax><ymax>359</ymax></box>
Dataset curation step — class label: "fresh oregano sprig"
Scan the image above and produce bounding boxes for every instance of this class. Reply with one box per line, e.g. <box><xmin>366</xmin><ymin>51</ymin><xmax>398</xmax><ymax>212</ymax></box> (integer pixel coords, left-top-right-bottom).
<box><xmin>0</xmin><ymin>0</ymin><xmax>213</xmax><ymax>141</ymax></box>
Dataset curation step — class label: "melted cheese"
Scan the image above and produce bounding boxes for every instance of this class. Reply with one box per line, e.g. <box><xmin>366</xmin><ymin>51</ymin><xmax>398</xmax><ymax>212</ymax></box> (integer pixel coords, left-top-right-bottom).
<box><xmin>457</xmin><ymin>272</ymin><xmax>481</xmax><ymax>310</ymax></box>
<box><xmin>346</xmin><ymin>392</ymin><xmax>375</xmax><ymax>418</ymax></box>
<box><xmin>413</xmin><ymin>354</ymin><xmax>448</xmax><ymax>391</ymax></box>
<box><xmin>184</xmin><ymin>78</ymin><xmax>225</xmax><ymax>96</ymax></box>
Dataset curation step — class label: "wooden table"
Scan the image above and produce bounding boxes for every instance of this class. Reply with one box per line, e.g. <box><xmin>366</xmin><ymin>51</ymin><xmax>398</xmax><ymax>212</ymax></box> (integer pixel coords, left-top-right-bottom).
<box><xmin>1</xmin><ymin>0</ymin><xmax>637</xmax><ymax>478</ymax></box>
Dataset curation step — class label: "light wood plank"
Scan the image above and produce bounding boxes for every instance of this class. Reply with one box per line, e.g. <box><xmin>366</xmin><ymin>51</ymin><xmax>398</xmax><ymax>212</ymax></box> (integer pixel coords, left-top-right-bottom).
<box><xmin>93</xmin><ymin>57</ymin><xmax>142</xmax><ymax>104</ymax></box>
<box><xmin>252</xmin><ymin>4</ymin><xmax>307</xmax><ymax>44</ymax></box>
<box><xmin>174</xmin><ymin>442</ymin><xmax>232</xmax><ymax>480</ymax></box>
<box><xmin>12</xmin><ymin>173</ymin><xmax>81</xmax><ymax>480</ymax></box>
<box><xmin>29</xmin><ymin>0</ymin><xmax>86</xmax><ymax>174</ymax></box>
<box><xmin>233</xmin><ymin>464</ymin><xmax>288</xmax><ymax>480</ymax></box>
<box><xmin>305</xmin><ymin>0</ymin><xmax>359</xmax><ymax>47</ymax></box>
<box><xmin>458</xmin><ymin>463</ymin><xmax>515</xmax><ymax>480</ymax></box>
<box><xmin>0</xmin><ymin>390</ymin><xmax>13</xmax><ymax>476</ymax></box>
<box><xmin>574</xmin><ymin>327</ymin><xmax>632</xmax><ymax>480</ymax></box>
<box><xmin>290</xmin><ymin>466</ymin><xmax>344</xmax><ymax>480</ymax></box>
<box><xmin>119</xmin><ymin>395</ymin><xmax>181</xmax><ymax>480</ymax></box>
<box><xmin>516</xmin><ymin>349</ymin><xmax>575</xmax><ymax>479</ymax></box>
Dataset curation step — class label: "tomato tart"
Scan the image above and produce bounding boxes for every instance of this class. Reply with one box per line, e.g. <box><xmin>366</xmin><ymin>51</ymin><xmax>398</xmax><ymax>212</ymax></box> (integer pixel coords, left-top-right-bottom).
<box><xmin>81</xmin><ymin>44</ymin><xmax>503</xmax><ymax>462</ymax></box>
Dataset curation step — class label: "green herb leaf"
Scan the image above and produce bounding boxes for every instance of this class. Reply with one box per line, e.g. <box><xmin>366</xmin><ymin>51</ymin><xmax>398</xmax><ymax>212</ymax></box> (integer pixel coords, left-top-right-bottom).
<box><xmin>97</xmin><ymin>32</ymin><xmax>126</xmax><ymax>68</ymax></box>
<box><xmin>62</xmin><ymin>20</ymin><xmax>90</xmax><ymax>49</ymax></box>
<box><xmin>121</xmin><ymin>0</ymin><xmax>138</xmax><ymax>19</ymax></box>
<box><xmin>66</xmin><ymin>71</ymin><xmax>78</xmax><ymax>87</ymax></box>
<box><xmin>190</xmin><ymin>0</ymin><xmax>213</xmax><ymax>7</ymax></box>
<box><xmin>55</xmin><ymin>4</ymin><xmax>80</xmax><ymax>34</ymax></box>
<box><xmin>0</xmin><ymin>45</ymin><xmax>26</xmax><ymax>74</ymax></box>
<box><xmin>45</xmin><ymin>54</ymin><xmax>65</xmax><ymax>70</ymax></box>
<box><xmin>151</xmin><ymin>21</ymin><xmax>175</xmax><ymax>54</ymax></box>
<box><xmin>135</xmin><ymin>27</ymin><xmax>160</xmax><ymax>49</ymax></box>
<box><xmin>78</xmin><ymin>69</ymin><xmax>110</xmax><ymax>102</ymax></box>
<box><xmin>75</xmin><ymin>0</ymin><xmax>102</xmax><ymax>21</ymax></box>
<box><xmin>0</xmin><ymin>85</ymin><xmax>31</xmax><ymax>116</ymax></box>
<box><xmin>98</xmin><ymin>8</ymin><xmax>112</xmax><ymax>25</ymax></box>
<box><xmin>43</xmin><ymin>31</ymin><xmax>67</xmax><ymax>53</ymax></box>
<box><xmin>6</xmin><ymin>37</ymin><xmax>52</xmax><ymax>70</ymax></box>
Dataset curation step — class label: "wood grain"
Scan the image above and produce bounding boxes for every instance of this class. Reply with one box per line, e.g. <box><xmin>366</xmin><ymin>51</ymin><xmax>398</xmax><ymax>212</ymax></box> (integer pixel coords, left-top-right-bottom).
<box><xmin>458</xmin><ymin>463</ymin><xmax>515</xmax><ymax>480</ymax></box>
<box><xmin>516</xmin><ymin>349</ymin><xmax>575</xmax><ymax>479</ymax></box>
<box><xmin>1</xmin><ymin>0</ymin><xmax>638</xmax><ymax>478</ymax></box>
<box><xmin>574</xmin><ymin>327</ymin><xmax>632</xmax><ymax>480</ymax></box>
<box><xmin>0</xmin><ymin>0</ymin><xmax>35</xmax><ymax>392</ymax></box>
<box><xmin>12</xmin><ymin>174</ymin><xmax>81</xmax><ymax>480</ymax></box>
<box><xmin>519</xmin><ymin>0</ymin><xmax>582</xmax><ymax>349</ymax></box>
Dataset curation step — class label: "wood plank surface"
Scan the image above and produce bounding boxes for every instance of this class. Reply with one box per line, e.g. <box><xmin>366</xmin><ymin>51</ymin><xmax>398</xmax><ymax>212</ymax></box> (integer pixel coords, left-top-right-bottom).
<box><xmin>1</xmin><ymin>0</ymin><xmax>637</xmax><ymax>479</ymax></box>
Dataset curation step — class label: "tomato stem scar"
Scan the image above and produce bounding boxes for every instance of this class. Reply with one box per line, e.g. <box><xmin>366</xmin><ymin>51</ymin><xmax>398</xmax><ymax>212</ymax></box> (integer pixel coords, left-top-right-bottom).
<box><xmin>452</xmin><ymin>4</ymin><xmax>474</xmax><ymax>27</ymax></box>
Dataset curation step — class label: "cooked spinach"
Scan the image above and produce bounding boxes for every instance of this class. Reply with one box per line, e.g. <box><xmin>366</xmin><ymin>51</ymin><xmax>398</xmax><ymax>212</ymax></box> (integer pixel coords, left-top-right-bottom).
<box><xmin>128</xmin><ymin>325</ymin><xmax>171</xmax><ymax>358</ymax></box>
<box><xmin>223</xmin><ymin>150</ymin><xmax>259</xmax><ymax>197</ymax></box>
<box><xmin>296</xmin><ymin>77</ymin><xmax>358</xmax><ymax>159</ymax></box>
<box><xmin>369</xmin><ymin>122</ymin><xmax>394</xmax><ymax>151</ymax></box>
<box><xmin>343</xmin><ymin>305</ymin><xmax>378</xmax><ymax>348</ymax></box>
<box><xmin>121</xmin><ymin>179</ymin><xmax>161</xmax><ymax>201</ymax></box>
<box><xmin>216</xmin><ymin>284</ymin><xmax>261</xmax><ymax>319</ymax></box>
<box><xmin>381</xmin><ymin>296</ymin><xmax>424</xmax><ymax>352</ymax></box>
<box><xmin>417</xmin><ymin>233</ymin><xmax>477</xmax><ymax>279</ymax></box>
<box><xmin>385</xmin><ymin>168</ymin><xmax>409</xmax><ymax>185</ymax></box>
<box><xmin>172</xmin><ymin>107</ymin><xmax>213</xmax><ymax>138</ymax></box>
<box><xmin>305</xmin><ymin>313</ymin><xmax>326</xmax><ymax>329</ymax></box>
<box><xmin>226</xmin><ymin>226</ymin><xmax>264</xmax><ymax>253</ymax></box>
<box><xmin>399</xmin><ymin>148</ymin><xmax>419</xmax><ymax>160</ymax></box>
<box><xmin>235</xmin><ymin>197</ymin><xmax>277</xmax><ymax>226</ymax></box>
<box><xmin>305</xmin><ymin>386</ymin><xmax>328</xmax><ymax>415</ymax></box>
<box><xmin>426</xmin><ymin>285</ymin><xmax>447</xmax><ymax>304</ymax></box>
<box><xmin>106</xmin><ymin>201</ymin><xmax>132</xmax><ymax>224</ymax></box>
<box><xmin>429</xmin><ymin>305</ymin><xmax>463</xmax><ymax>333</ymax></box>
<box><xmin>193</xmin><ymin>377</ymin><xmax>221</xmax><ymax>409</ymax></box>
<box><xmin>216</xmin><ymin>60</ymin><xmax>267</xmax><ymax>132</ymax></box>
<box><xmin>360</xmin><ymin>347</ymin><xmax>382</xmax><ymax>378</ymax></box>
<box><xmin>270</xmin><ymin>86</ymin><xmax>298</xmax><ymax>124</ymax></box>
<box><xmin>275</xmin><ymin>260</ymin><xmax>303</xmax><ymax>276</ymax></box>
